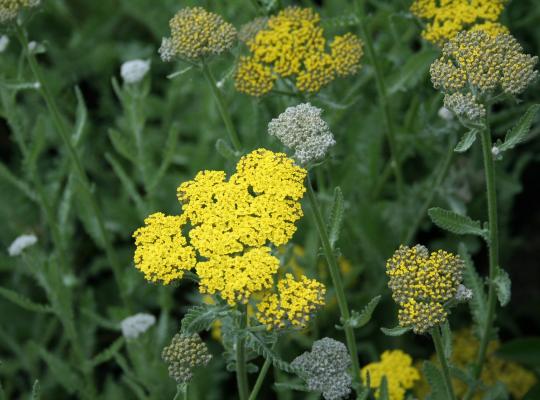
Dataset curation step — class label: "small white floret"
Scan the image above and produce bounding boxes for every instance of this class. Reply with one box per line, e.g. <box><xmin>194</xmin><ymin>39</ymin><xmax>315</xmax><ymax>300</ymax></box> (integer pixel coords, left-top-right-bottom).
<box><xmin>121</xmin><ymin>59</ymin><xmax>151</xmax><ymax>84</ymax></box>
<box><xmin>121</xmin><ymin>313</ymin><xmax>156</xmax><ymax>339</ymax></box>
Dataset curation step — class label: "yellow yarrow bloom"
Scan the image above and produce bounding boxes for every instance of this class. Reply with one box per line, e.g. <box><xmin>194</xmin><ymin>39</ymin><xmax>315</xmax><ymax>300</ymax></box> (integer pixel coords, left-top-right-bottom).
<box><xmin>134</xmin><ymin>149</ymin><xmax>314</xmax><ymax>309</ymax></box>
<box><xmin>0</xmin><ymin>0</ymin><xmax>39</xmax><ymax>23</ymax></box>
<box><xmin>257</xmin><ymin>273</ymin><xmax>326</xmax><ymax>330</ymax></box>
<box><xmin>133</xmin><ymin>213</ymin><xmax>196</xmax><ymax>284</ymax></box>
<box><xmin>386</xmin><ymin>245</ymin><xmax>464</xmax><ymax>333</ymax></box>
<box><xmin>361</xmin><ymin>350</ymin><xmax>420</xmax><ymax>400</ymax></box>
<box><xmin>235</xmin><ymin>6</ymin><xmax>363</xmax><ymax>96</ymax></box>
<box><xmin>410</xmin><ymin>0</ymin><xmax>508</xmax><ymax>46</ymax></box>
<box><xmin>159</xmin><ymin>7</ymin><xmax>237</xmax><ymax>62</ymax></box>
<box><xmin>414</xmin><ymin>329</ymin><xmax>537</xmax><ymax>399</ymax></box>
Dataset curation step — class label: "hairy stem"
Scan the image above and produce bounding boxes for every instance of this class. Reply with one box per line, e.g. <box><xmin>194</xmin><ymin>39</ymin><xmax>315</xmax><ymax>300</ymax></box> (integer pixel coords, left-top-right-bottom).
<box><xmin>236</xmin><ymin>308</ymin><xmax>250</xmax><ymax>400</ymax></box>
<box><xmin>15</xmin><ymin>24</ymin><xmax>129</xmax><ymax>307</ymax></box>
<box><xmin>305</xmin><ymin>175</ymin><xmax>362</xmax><ymax>390</ymax></box>
<box><xmin>463</xmin><ymin>122</ymin><xmax>499</xmax><ymax>400</ymax></box>
<box><xmin>201</xmin><ymin>61</ymin><xmax>242</xmax><ymax>152</ymax></box>
<box><xmin>356</xmin><ymin>1</ymin><xmax>404</xmax><ymax>197</ymax></box>
<box><xmin>248</xmin><ymin>356</ymin><xmax>272</xmax><ymax>400</ymax></box>
<box><xmin>432</xmin><ymin>327</ymin><xmax>457</xmax><ymax>400</ymax></box>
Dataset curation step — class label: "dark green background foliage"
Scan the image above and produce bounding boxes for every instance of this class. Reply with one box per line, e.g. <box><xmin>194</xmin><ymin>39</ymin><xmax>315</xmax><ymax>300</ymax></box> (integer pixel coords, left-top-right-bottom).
<box><xmin>0</xmin><ymin>0</ymin><xmax>539</xmax><ymax>398</ymax></box>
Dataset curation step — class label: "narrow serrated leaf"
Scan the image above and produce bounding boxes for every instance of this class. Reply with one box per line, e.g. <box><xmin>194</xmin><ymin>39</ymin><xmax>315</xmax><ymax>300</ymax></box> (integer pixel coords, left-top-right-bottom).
<box><xmin>89</xmin><ymin>337</ymin><xmax>125</xmax><ymax>368</ymax></box>
<box><xmin>149</xmin><ymin>123</ymin><xmax>180</xmax><ymax>191</ymax></box>
<box><xmin>379</xmin><ymin>376</ymin><xmax>390</xmax><ymax>400</ymax></box>
<box><xmin>328</xmin><ymin>187</ymin><xmax>344</xmax><ymax>249</ymax></box>
<box><xmin>482</xmin><ymin>381</ymin><xmax>509</xmax><ymax>400</ymax></box>
<box><xmin>346</xmin><ymin>295</ymin><xmax>381</xmax><ymax>329</ymax></box>
<box><xmin>428</xmin><ymin>207</ymin><xmax>488</xmax><ymax>239</ymax></box>
<box><xmin>423</xmin><ymin>361</ymin><xmax>447</xmax><ymax>400</ymax></box>
<box><xmin>454</xmin><ymin>129</ymin><xmax>478</xmax><ymax>153</ymax></box>
<box><xmin>493</xmin><ymin>267</ymin><xmax>511</xmax><ymax>307</ymax></box>
<box><xmin>499</xmin><ymin>104</ymin><xmax>540</xmax><ymax>152</ymax></box>
<box><xmin>381</xmin><ymin>326</ymin><xmax>411</xmax><ymax>336</ymax></box>
<box><xmin>244</xmin><ymin>331</ymin><xmax>296</xmax><ymax>373</ymax></box>
<box><xmin>73</xmin><ymin>86</ymin><xmax>88</xmax><ymax>146</ymax></box>
<box><xmin>459</xmin><ymin>244</ymin><xmax>487</xmax><ymax>335</ymax></box>
<box><xmin>105</xmin><ymin>153</ymin><xmax>146</xmax><ymax>217</ymax></box>
<box><xmin>0</xmin><ymin>162</ymin><xmax>36</xmax><ymax>201</ymax></box>
<box><xmin>181</xmin><ymin>304</ymin><xmax>229</xmax><ymax>334</ymax></box>
<box><xmin>215</xmin><ymin>138</ymin><xmax>237</xmax><ymax>160</ymax></box>
<box><xmin>274</xmin><ymin>382</ymin><xmax>310</xmax><ymax>392</ymax></box>
<box><xmin>0</xmin><ymin>287</ymin><xmax>54</xmax><ymax>314</ymax></box>
<box><xmin>34</xmin><ymin>344</ymin><xmax>82</xmax><ymax>393</ymax></box>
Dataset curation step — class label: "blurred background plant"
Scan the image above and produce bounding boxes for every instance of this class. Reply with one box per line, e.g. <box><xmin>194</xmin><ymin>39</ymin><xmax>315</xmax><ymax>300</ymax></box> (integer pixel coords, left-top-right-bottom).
<box><xmin>0</xmin><ymin>0</ymin><xmax>539</xmax><ymax>399</ymax></box>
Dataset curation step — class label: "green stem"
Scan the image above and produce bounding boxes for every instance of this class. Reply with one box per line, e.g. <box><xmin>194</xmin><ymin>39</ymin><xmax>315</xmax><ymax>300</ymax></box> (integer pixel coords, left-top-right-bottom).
<box><xmin>236</xmin><ymin>309</ymin><xmax>249</xmax><ymax>400</ymax></box>
<box><xmin>356</xmin><ymin>1</ymin><xmax>404</xmax><ymax>197</ymax></box>
<box><xmin>463</xmin><ymin>122</ymin><xmax>499</xmax><ymax>400</ymax></box>
<box><xmin>15</xmin><ymin>24</ymin><xmax>129</xmax><ymax>307</ymax></box>
<box><xmin>432</xmin><ymin>327</ymin><xmax>457</xmax><ymax>400</ymax></box>
<box><xmin>201</xmin><ymin>61</ymin><xmax>242</xmax><ymax>152</ymax></box>
<box><xmin>247</xmin><ymin>357</ymin><xmax>272</xmax><ymax>400</ymax></box>
<box><xmin>403</xmin><ymin>136</ymin><xmax>455</xmax><ymax>244</ymax></box>
<box><xmin>305</xmin><ymin>176</ymin><xmax>362</xmax><ymax>390</ymax></box>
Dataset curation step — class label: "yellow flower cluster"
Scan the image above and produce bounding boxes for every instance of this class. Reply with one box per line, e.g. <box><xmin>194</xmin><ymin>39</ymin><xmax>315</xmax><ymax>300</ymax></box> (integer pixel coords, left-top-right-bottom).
<box><xmin>386</xmin><ymin>245</ymin><xmax>464</xmax><ymax>333</ymax></box>
<box><xmin>257</xmin><ymin>274</ymin><xmax>326</xmax><ymax>330</ymax></box>
<box><xmin>361</xmin><ymin>350</ymin><xmax>420</xmax><ymax>400</ymax></box>
<box><xmin>414</xmin><ymin>330</ymin><xmax>537</xmax><ymax>399</ymax></box>
<box><xmin>0</xmin><ymin>0</ymin><xmax>39</xmax><ymax>23</ymax></box>
<box><xmin>134</xmin><ymin>149</ymin><xmax>325</xmax><ymax>318</ymax></box>
<box><xmin>431</xmin><ymin>31</ymin><xmax>538</xmax><ymax>96</ymax></box>
<box><xmin>235</xmin><ymin>7</ymin><xmax>363</xmax><ymax>96</ymax></box>
<box><xmin>133</xmin><ymin>213</ymin><xmax>196</xmax><ymax>284</ymax></box>
<box><xmin>410</xmin><ymin>0</ymin><xmax>508</xmax><ymax>46</ymax></box>
<box><xmin>160</xmin><ymin>7</ymin><xmax>237</xmax><ymax>61</ymax></box>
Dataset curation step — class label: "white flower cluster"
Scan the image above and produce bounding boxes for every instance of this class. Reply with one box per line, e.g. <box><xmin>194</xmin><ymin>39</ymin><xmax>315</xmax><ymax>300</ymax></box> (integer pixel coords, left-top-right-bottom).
<box><xmin>120</xmin><ymin>313</ymin><xmax>156</xmax><ymax>339</ymax></box>
<box><xmin>455</xmin><ymin>284</ymin><xmax>473</xmax><ymax>302</ymax></box>
<box><xmin>291</xmin><ymin>337</ymin><xmax>352</xmax><ymax>400</ymax></box>
<box><xmin>8</xmin><ymin>234</ymin><xmax>37</xmax><ymax>256</ymax></box>
<box><xmin>120</xmin><ymin>59</ymin><xmax>150</xmax><ymax>84</ymax></box>
<box><xmin>268</xmin><ymin>103</ymin><xmax>335</xmax><ymax>165</ymax></box>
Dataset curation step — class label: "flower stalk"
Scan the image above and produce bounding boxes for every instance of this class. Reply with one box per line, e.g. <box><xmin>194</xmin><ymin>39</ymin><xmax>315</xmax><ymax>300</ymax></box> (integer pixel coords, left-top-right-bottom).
<box><xmin>431</xmin><ymin>327</ymin><xmax>457</xmax><ymax>400</ymax></box>
<box><xmin>305</xmin><ymin>175</ymin><xmax>362</xmax><ymax>390</ymax></box>
<box><xmin>236</xmin><ymin>307</ymin><xmax>250</xmax><ymax>400</ymax></box>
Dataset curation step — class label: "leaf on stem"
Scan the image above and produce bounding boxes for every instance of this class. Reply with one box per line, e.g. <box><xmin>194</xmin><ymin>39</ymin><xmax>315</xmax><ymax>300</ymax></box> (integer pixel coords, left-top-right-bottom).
<box><xmin>89</xmin><ymin>337</ymin><xmax>125</xmax><ymax>368</ymax></box>
<box><xmin>244</xmin><ymin>331</ymin><xmax>297</xmax><ymax>373</ymax></box>
<box><xmin>459</xmin><ymin>244</ymin><xmax>488</xmax><ymax>335</ymax></box>
<box><xmin>454</xmin><ymin>129</ymin><xmax>478</xmax><ymax>153</ymax></box>
<box><xmin>181</xmin><ymin>304</ymin><xmax>229</xmax><ymax>334</ymax></box>
<box><xmin>493</xmin><ymin>267</ymin><xmax>511</xmax><ymax>307</ymax></box>
<box><xmin>328</xmin><ymin>186</ymin><xmax>344</xmax><ymax>249</ymax></box>
<box><xmin>498</xmin><ymin>104</ymin><xmax>540</xmax><ymax>153</ymax></box>
<box><xmin>380</xmin><ymin>325</ymin><xmax>411</xmax><ymax>336</ymax></box>
<box><xmin>423</xmin><ymin>361</ymin><xmax>447</xmax><ymax>400</ymax></box>
<box><xmin>345</xmin><ymin>295</ymin><xmax>381</xmax><ymax>329</ymax></box>
<box><xmin>72</xmin><ymin>86</ymin><xmax>88</xmax><ymax>146</ymax></box>
<box><xmin>428</xmin><ymin>207</ymin><xmax>488</xmax><ymax>240</ymax></box>
<box><xmin>0</xmin><ymin>287</ymin><xmax>54</xmax><ymax>314</ymax></box>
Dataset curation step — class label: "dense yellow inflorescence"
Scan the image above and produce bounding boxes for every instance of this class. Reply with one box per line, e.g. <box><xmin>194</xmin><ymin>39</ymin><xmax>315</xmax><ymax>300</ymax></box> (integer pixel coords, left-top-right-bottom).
<box><xmin>414</xmin><ymin>329</ymin><xmax>537</xmax><ymax>399</ymax></box>
<box><xmin>133</xmin><ymin>213</ymin><xmax>196</xmax><ymax>284</ymax></box>
<box><xmin>134</xmin><ymin>149</ymin><xmax>326</xmax><ymax>324</ymax></box>
<box><xmin>0</xmin><ymin>0</ymin><xmax>39</xmax><ymax>23</ymax></box>
<box><xmin>257</xmin><ymin>274</ymin><xmax>326</xmax><ymax>330</ymax></box>
<box><xmin>161</xmin><ymin>7</ymin><xmax>237</xmax><ymax>61</ymax></box>
<box><xmin>361</xmin><ymin>350</ymin><xmax>420</xmax><ymax>400</ymax></box>
<box><xmin>235</xmin><ymin>6</ymin><xmax>363</xmax><ymax>96</ymax></box>
<box><xmin>410</xmin><ymin>0</ymin><xmax>508</xmax><ymax>46</ymax></box>
<box><xmin>386</xmin><ymin>245</ymin><xmax>464</xmax><ymax>333</ymax></box>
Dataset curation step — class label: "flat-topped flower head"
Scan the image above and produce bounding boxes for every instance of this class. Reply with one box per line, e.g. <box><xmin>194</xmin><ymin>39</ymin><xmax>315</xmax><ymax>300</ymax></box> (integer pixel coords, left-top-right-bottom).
<box><xmin>196</xmin><ymin>248</ymin><xmax>280</xmax><ymax>305</ymax></box>
<box><xmin>410</xmin><ymin>0</ymin><xmax>508</xmax><ymax>46</ymax></box>
<box><xmin>386</xmin><ymin>244</ymin><xmax>464</xmax><ymax>333</ymax></box>
<box><xmin>291</xmin><ymin>337</ymin><xmax>352</xmax><ymax>400</ymax></box>
<box><xmin>162</xmin><ymin>333</ymin><xmax>212</xmax><ymax>384</ymax></box>
<box><xmin>0</xmin><ymin>0</ymin><xmax>39</xmax><ymax>23</ymax></box>
<box><xmin>361</xmin><ymin>350</ymin><xmax>420</xmax><ymax>400</ymax></box>
<box><xmin>234</xmin><ymin>7</ymin><xmax>363</xmax><ymax>96</ymax></box>
<box><xmin>121</xmin><ymin>313</ymin><xmax>156</xmax><ymax>339</ymax></box>
<box><xmin>133</xmin><ymin>213</ymin><xmax>196</xmax><ymax>284</ymax></box>
<box><xmin>268</xmin><ymin>103</ymin><xmax>335</xmax><ymax>165</ymax></box>
<box><xmin>159</xmin><ymin>7</ymin><xmax>237</xmax><ymax>62</ymax></box>
<box><xmin>257</xmin><ymin>273</ymin><xmax>325</xmax><ymax>330</ymax></box>
<box><xmin>430</xmin><ymin>31</ymin><xmax>538</xmax><ymax>119</ymax></box>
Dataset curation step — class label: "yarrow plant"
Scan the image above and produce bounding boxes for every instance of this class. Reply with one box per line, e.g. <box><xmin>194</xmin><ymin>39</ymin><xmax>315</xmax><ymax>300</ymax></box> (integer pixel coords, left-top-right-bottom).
<box><xmin>361</xmin><ymin>350</ymin><xmax>420</xmax><ymax>400</ymax></box>
<box><xmin>235</xmin><ymin>7</ymin><xmax>363</xmax><ymax>96</ymax></box>
<box><xmin>291</xmin><ymin>337</ymin><xmax>352</xmax><ymax>400</ymax></box>
<box><xmin>0</xmin><ymin>0</ymin><xmax>39</xmax><ymax>23</ymax></box>
<box><xmin>268</xmin><ymin>103</ymin><xmax>336</xmax><ymax>165</ymax></box>
<box><xmin>161</xmin><ymin>333</ymin><xmax>212</xmax><ymax>384</ymax></box>
<box><xmin>410</xmin><ymin>0</ymin><xmax>509</xmax><ymax>46</ymax></box>
<box><xmin>430</xmin><ymin>31</ymin><xmax>538</xmax><ymax>121</ymax></box>
<box><xmin>120</xmin><ymin>313</ymin><xmax>156</xmax><ymax>339</ymax></box>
